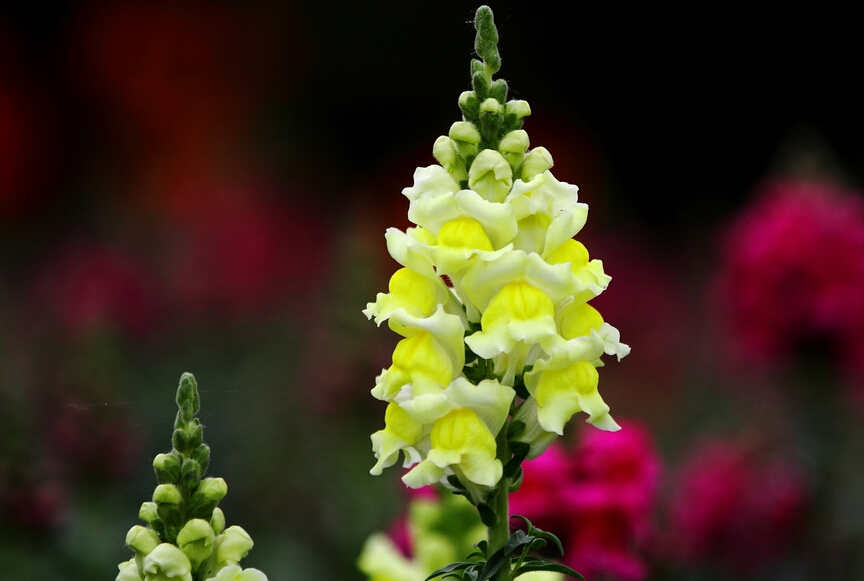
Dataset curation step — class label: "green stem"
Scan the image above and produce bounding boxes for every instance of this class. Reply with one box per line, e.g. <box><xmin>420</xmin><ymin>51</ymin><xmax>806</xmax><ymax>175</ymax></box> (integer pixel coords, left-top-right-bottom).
<box><xmin>488</xmin><ymin>428</ymin><xmax>512</xmax><ymax>581</ymax></box>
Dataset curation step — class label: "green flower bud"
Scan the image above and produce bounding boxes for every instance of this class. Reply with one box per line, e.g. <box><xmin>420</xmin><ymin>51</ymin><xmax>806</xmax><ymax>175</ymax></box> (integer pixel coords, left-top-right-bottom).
<box><xmin>468</xmin><ymin>149</ymin><xmax>513</xmax><ymax>203</ymax></box>
<box><xmin>197</xmin><ymin>477</ymin><xmax>228</xmax><ymax>502</ymax></box>
<box><xmin>214</xmin><ymin>526</ymin><xmax>254</xmax><ymax>568</ymax></box>
<box><xmin>210</xmin><ymin>565</ymin><xmax>268</xmax><ymax>581</ymax></box>
<box><xmin>181</xmin><ymin>458</ymin><xmax>202</xmax><ymax>491</ymax></box>
<box><xmin>449</xmin><ymin>122</ymin><xmax>481</xmax><ymax>160</ymax></box>
<box><xmin>116</xmin><ymin>558</ymin><xmax>143</xmax><ymax>581</ymax></box>
<box><xmin>176</xmin><ymin>373</ymin><xmax>200</xmax><ymax>418</ymax></box>
<box><xmin>153</xmin><ymin>453</ymin><xmax>181</xmax><ymax>485</ymax></box>
<box><xmin>191</xmin><ymin>444</ymin><xmax>211</xmax><ymax>475</ymax></box>
<box><xmin>505</xmin><ymin>99</ymin><xmax>532</xmax><ymax>120</ymax></box>
<box><xmin>498</xmin><ymin>129</ymin><xmax>530</xmax><ymax>170</ymax></box>
<box><xmin>186</xmin><ymin>420</ymin><xmax>204</xmax><ymax>450</ymax></box>
<box><xmin>152</xmin><ymin>484</ymin><xmax>182</xmax><ymax>506</ymax></box>
<box><xmin>489</xmin><ymin>79</ymin><xmax>508</xmax><ymax>104</ymax></box>
<box><xmin>432</xmin><ymin>136</ymin><xmax>468</xmax><ymax>183</ymax></box>
<box><xmin>472</xmin><ymin>70</ymin><xmax>490</xmax><ymax>100</ymax></box>
<box><xmin>177</xmin><ymin>518</ymin><xmax>215</xmax><ymax>569</ymax></box>
<box><xmin>458</xmin><ymin>91</ymin><xmax>480</xmax><ymax>121</ymax></box>
<box><xmin>480</xmin><ymin>97</ymin><xmax>502</xmax><ymax>115</ymax></box>
<box><xmin>172</xmin><ymin>428</ymin><xmax>189</xmax><ymax>452</ymax></box>
<box><xmin>139</xmin><ymin>502</ymin><xmax>159</xmax><ymax>525</ymax></box>
<box><xmin>521</xmin><ymin>146</ymin><xmax>554</xmax><ymax>180</ymax></box>
<box><xmin>142</xmin><ymin>543</ymin><xmax>192</xmax><ymax>581</ymax></box>
<box><xmin>210</xmin><ymin>507</ymin><xmax>226</xmax><ymax>536</ymax></box>
<box><xmin>186</xmin><ymin>492</ymin><xmax>218</xmax><ymax>521</ymax></box>
<box><xmin>126</xmin><ymin>525</ymin><xmax>161</xmax><ymax>556</ymax></box>
<box><xmin>510</xmin><ymin>397</ymin><xmax>558</xmax><ymax>459</ymax></box>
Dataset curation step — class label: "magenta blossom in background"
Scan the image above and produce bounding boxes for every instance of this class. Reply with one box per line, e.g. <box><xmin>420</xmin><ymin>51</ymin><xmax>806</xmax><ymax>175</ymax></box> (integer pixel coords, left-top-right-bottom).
<box><xmin>664</xmin><ymin>440</ymin><xmax>808</xmax><ymax>574</ymax></box>
<box><xmin>161</xmin><ymin>184</ymin><xmax>332</xmax><ymax>319</ymax></box>
<box><xmin>511</xmin><ymin>421</ymin><xmax>661</xmax><ymax>581</ymax></box>
<box><xmin>29</xmin><ymin>242</ymin><xmax>163</xmax><ymax>338</ymax></box>
<box><xmin>716</xmin><ymin>178</ymin><xmax>864</xmax><ymax>373</ymax></box>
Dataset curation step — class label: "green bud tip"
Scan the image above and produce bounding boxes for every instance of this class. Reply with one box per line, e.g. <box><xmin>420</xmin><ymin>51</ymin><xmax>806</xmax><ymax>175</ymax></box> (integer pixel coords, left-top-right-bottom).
<box><xmin>473</xmin><ymin>6</ymin><xmax>500</xmax><ymax>74</ymax></box>
<box><xmin>176</xmin><ymin>373</ymin><xmax>200</xmax><ymax>418</ymax></box>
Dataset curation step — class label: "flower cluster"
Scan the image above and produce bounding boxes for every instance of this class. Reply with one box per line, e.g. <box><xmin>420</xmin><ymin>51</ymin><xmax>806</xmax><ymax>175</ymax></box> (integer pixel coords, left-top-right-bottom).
<box><xmin>510</xmin><ymin>422</ymin><xmax>660</xmax><ymax>581</ymax></box>
<box><xmin>662</xmin><ymin>440</ymin><xmax>808</xmax><ymax>574</ymax></box>
<box><xmin>115</xmin><ymin>374</ymin><xmax>267</xmax><ymax>581</ymax></box>
<box><xmin>364</xmin><ymin>10</ymin><xmax>628</xmax><ymax>500</ymax></box>
<box><xmin>717</xmin><ymin>178</ymin><xmax>864</xmax><ymax>372</ymax></box>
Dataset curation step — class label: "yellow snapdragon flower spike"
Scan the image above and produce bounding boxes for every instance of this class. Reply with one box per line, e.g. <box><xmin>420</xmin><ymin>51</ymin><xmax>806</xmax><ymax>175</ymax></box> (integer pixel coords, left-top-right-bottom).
<box><xmin>364</xmin><ymin>8</ymin><xmax>629</xmax><ymax>492</ymax></box>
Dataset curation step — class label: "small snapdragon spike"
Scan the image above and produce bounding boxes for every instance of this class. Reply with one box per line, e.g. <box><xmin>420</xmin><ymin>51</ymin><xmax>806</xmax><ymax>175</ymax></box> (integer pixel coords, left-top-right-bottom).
<box><xmin>114</xmin><ymin>374</ymin><xmax>268</xmax><ymax>581</ymax></box>
<box><xmin>365</xmin><ymin>4</ymin><xmax>628</xmax><ymax>500</ymax></box>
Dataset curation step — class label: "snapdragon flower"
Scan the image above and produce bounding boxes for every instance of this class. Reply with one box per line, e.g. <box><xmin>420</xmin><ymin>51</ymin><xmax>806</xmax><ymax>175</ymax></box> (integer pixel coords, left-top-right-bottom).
<box><xmin>364</xmin><ymin>7</ymin><xmax>628</xmax><ymax>500</ymax></box>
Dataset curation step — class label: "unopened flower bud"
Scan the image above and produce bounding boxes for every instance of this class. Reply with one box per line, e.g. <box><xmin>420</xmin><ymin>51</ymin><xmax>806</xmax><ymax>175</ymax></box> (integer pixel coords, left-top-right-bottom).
<box><xmin>210</xmin><ymin>507</ymin><xmax>226</xmax><ymax>535</ymax></box>
<box><xmin>152</xmin><ymin>484</ymin><xmax>182</xmax><ymax>506</ymax></box>
<box><xmin>186</xmin><ymin>420</ymin><xmax>204</xmax><ymax>450</ymax></box>
<box><xmin>498</xmin><ymin>130</ymin><xmax>530</xmax><ymax>170</ymax></box>
<box><xmin>177</xmin><ymin>518</ymin><xmax>215</xmax><ymax>568</ymax></box>
<box><xmin>197</xmin><ymin>477</ymin><xmax>227</xmax><ymax>502</ymax></box>
<box><xmin>449</xmin><ymin>121</ymin><xmax>481</xmax><ymax>159</ymax></box>
<box><xmin>116</xmin><ymin>558</ymin><xmax>143</xmax><ymax>581</ymax></box>
<box><xmin>139</xmin><ymin>502</ymin><xmax>159</xmax><ymax>525</ymax></box>
<box><xmin>432</xmin><ymin>136</ymin><xmax>468</xmax><ymax>183</ymax></box>
<box><xmin>192</xmin><ymin>445</ymin><xmax>211</xmax><ymax>474</ymax></box>
<box><xmin>153</xmin><ymin>453</ymin><xmax>181</xmax><ymax>485</ymax></box>
<box><xmin>210</xmin><ymin>565</ymin><xmax>269</xmax><ymax>581</ymax></box>
<box><xmin>468</xmin><ymin>149</ymin><xmax>513</xmax><ymax>203</ymax></box>
<box><xmin>458</xmin><ymin>91</ymin><xmax>481</xmax><ymax>121</ymax></box>
<box><xmin>521</xmin><ymin>146</ymin><xmax>554</xmax><ymax>180</ymax></box>
<box><xmin>126</xmin><ymin>525</ymin><xmax>161</xmax><ymax>556</ymax></box>
<box><xmin>505</xmin><ymin>99</ymin><xmax>531</xmax><ymax>120</ymax></box>
<box><xmin>181</xmin><ymin>458</ymin><xmax>202</xmax><ymax>491</ymax></box>
<box><xmin>214</xmin><ymin>526</ymin><xmax>254</xmax><ymax>568</ymax></box>
<box><xmin>142</xmin><ymin>543</ymin><xmax>192</xmax><ymax>581</ymax></box>
<box><xmin>480</xmin><ymin>98</ymin><xmax>502</xmax><ymax>115</ymax></box>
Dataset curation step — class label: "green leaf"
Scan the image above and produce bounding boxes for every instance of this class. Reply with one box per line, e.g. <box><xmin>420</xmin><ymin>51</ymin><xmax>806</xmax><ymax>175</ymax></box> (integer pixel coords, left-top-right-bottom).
<box><xmin>508</xmin><ymin>467</ymin><xmax>523</xmax><ymax>492</ymax></box>
<box><xmin>476</xmin><ymin>548</ymin><xmax>508</xmax><ymax>581</ymax></box>
<box><xmin>513</xmin><ymin>560</ymin><xmax>584</xmax><ymax>579</ymax></box>
<box><xmin>503</xmin><ymin>529</ymin><xmax>535</xmax><ymax>556</ymax></box>
<box><xmin>507</xmin><ymin>420</ymin><xmax>526</xmax><ymax>439</ymax></box>
<box><xmin>446</xmin><ymin>474</ymin><xmax>466</xmax><ymax>490</ymax></box>
<box><xmin>477</xmin><ymin>502</ymin><xmax>497</xmax><ymax>527</ymax></box>
<box><xmin>425</xmin><ymin>561</ymin><xmax>475</xmax><ymax>581</ymax></box>
<box><xmin>531</xmin><ymin>529</ymin><xmax>564</xmax><ymax>555</ymax></box>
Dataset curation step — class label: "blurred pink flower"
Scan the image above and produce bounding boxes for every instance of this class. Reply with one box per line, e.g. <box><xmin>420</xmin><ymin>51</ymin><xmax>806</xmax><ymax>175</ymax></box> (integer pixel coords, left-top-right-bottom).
<box><xmin>511</xmin><ymin>421</ymin><xmax>661</xmax><ymax>581</ymax></box>
<box><xmin>664</xmin><ymin>440</ymin><xmax>808</xmax><ymax>574</ymax></box>
<box><xmin>162</xmin><ymin>187</ymin><xmax>331</xmax><ymax>319</ymax></box>
<box><xmin>716</xmin><ymin>179</ymin><xmax>864</xmax><ymax>372</ymax></box>
<box><xmin>2</xmin><ymin>479</ymin><xmax>66</xmax><ymax>532</ymax></box>
<box><xmin>49</xmin><ymin>403</ymin><xmax>140</xmax><ymax>482</ymax></box>
<box><xmin>29</xmin><ymin>242</ymin><xmax>163</xmax><ymax>338</ymax></box>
